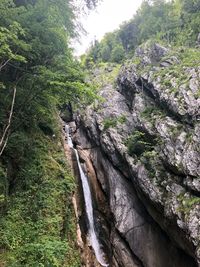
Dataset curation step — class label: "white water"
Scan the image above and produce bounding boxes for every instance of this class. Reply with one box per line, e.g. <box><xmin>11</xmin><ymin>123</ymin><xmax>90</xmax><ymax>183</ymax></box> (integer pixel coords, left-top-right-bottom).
<box><xmin>65</xmin><ymin>125</ymin><xmax>108</xmax><ymax>267</ymax></box>
<box><xmin>65</xmin><ymin>125</ymin><xmax>73</xmax><ymax>148</ymax></box>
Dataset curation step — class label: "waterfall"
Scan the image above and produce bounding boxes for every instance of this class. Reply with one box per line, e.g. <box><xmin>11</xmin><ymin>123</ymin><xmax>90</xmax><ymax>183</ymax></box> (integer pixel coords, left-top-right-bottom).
<box><xmin>65</xmin><ymin>125</ymin><xmax>108</xmax><ymax>267</ymax></box>
<box><xmin>65</xmin><ymin>125</ymin><xmax>73</xmax><ymax>148</ymax></box>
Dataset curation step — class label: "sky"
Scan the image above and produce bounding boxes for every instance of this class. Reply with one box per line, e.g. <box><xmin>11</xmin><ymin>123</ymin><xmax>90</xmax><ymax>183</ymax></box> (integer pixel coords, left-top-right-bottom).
<box><xmin>73</xmin><ymin>0</ymin><xmax>143</xmax><ymax>56</ymax></box>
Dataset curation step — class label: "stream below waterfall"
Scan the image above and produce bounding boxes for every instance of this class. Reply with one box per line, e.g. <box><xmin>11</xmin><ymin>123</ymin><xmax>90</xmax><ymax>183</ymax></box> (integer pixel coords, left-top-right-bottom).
<box><xmin>65</xmin><ymin>124</ymin><xmax>109</xmax><ymax>267</ymax></box>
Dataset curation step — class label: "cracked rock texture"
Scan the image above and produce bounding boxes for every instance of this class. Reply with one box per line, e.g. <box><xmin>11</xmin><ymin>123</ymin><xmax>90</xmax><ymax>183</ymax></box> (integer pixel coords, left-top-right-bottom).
<box><xmin>74</xmin><ymin>43</ymin><xmax>200</xmax><ymax>267</ymax></box>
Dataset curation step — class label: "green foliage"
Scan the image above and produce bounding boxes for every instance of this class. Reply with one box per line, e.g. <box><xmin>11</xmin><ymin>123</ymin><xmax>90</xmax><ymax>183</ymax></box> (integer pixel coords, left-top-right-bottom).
<box><xmin>117</xmin><ymin>115</ymin><xmax>127</xmax><ymax>124</ymax></box>
<box><xmin>132</xmin><ymin>56</ymin><xmax>141</xmax><ymax>65</ymax></box>
<box><xmin>0</xmin><ymin>0</ymin><xmax>97</xmax><ymax>157</ymax></box>
<box><xmin>103</xmin><ymin>115</ymin><xmax>127</xmax><ymax>130</ymax></box>
<box><xmin>87</xmin><ymin>63</ymin><xmax>121</xmax><ymax>89</ymax></box>
<box><xmin>140</xmin><ymin>105</ymin><xmax>165</xmax><ymax>127</ymax></box>
<box><xmin>178</xmin><ymin>194</ymin><xmax>200</xmax><ymax>214</ymax></box>
<box><xmin>103</xmin><ymin>118</ymin><xmax>118</xmax><ymax>130</ymax></box>
<box><xmin>0</xmin><ymin>163</ymin><xmax>7</xmax><ymax>205</ymax></box>
<box><xmin>111</xmin><ymin>45</ymin><xmax>125</xmax><ymax>63</ymax></box>
<box><xmin>125</xmin><ymin>129</ymin><xmax>161</xmax><ymax>179</ymax></box>
<box><xmin>118</xmin><ymin>20</ymin><xmax>138</xmax><ymax>52</ymax></box>
<box><xmin>0</xmin><ymin>130</ymin><xmax>80</xmax><ymax>267</ymax></box>
<box><xmin>148</xmin><ymin>47</ymin><xmax>200</xmax><ymax>96</ymax></box>
<box><xmin>0</xmin><ymin>22</ymin><xmax>28</xmax><ymax>66</ymax></box>
<box><xmin>140</xmin><ymin>150</ymin><xmax>158</xmax><ymax>178</ymax></box>
<box><xmin>179</xmin><ymin>48</ymin><xmax>200</xmax><ymax>67</ymax></box>
<box><xmin>0</xmin><ymin>0</ymin><xmax>100</xmax><ymax>265</ymax></box>
<box><xmin>101</xmin><ymin>44</ymin><xmax>111</xmax><ymax>62</ymax></box>
<box><xmin>84</xmin><ymin>0</ymin><xmax>200</xmax><ymax>65</ymax></box>
<box><xmin>125</xmin><ymin>130</ymin><xmax>155</xmax><ymax>157</ymax></box>
<box><xmin>84</xmin><ymin>31</ymin><xmax>125</xmax><ymax>65</ymax></box>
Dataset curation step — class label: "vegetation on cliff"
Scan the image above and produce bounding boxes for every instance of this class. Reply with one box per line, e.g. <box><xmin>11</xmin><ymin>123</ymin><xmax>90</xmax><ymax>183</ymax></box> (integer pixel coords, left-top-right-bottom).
<box><xmin>83</xmin><ymin>0</ymin><xmax>200</xmax><ymax>65</ymax></box>
<box><xmin>81</xmin><ymin>2</ymin><xmax>200</xmax><ymax>264</ymax></box>
<box><xmin>0</xmin><ymin>0</ymin><xmax>98</xmax><ymax>266</ymax></box>
<box><xmin>0</xmin><ymin>0</ymin><xmax>199</xmax><ymax>266</ymax></box>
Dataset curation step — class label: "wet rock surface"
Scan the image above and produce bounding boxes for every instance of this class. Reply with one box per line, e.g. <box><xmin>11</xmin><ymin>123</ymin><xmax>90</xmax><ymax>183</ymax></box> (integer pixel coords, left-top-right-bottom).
<box><xmin>73</xmin><ymin>43</ymin><xmax>200</xmax><ymax>267</ymax></box>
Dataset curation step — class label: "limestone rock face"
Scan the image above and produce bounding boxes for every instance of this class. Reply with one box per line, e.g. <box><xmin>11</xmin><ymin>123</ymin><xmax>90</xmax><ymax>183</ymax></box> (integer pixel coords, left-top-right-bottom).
<box><xmin>74</xmin><ymin>43</ymin><xmax>200</xmax><ymax>267</ymax></box>
<box><xmin>135</xmin><ymin>42</ymin><xmax>169</xmax><ymax>65</ymax></box>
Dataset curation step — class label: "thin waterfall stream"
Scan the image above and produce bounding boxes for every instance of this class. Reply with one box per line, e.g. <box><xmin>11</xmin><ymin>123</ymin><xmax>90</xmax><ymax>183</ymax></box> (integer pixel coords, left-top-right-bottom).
<box><xmin>65</xmin><ymin>125</ymin><xmax>109</xmax><ymax>267</ymax></box>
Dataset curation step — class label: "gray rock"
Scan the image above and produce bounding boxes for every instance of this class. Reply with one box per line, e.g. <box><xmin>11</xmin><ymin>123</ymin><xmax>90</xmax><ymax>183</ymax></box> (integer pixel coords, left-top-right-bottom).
<box><xmin>135</xmin><ymin>42</ymin><xmax>169</xmax><ymax>65</ymax></box>
<box><xmin>75</xmin><ymin>43</ymin><xmax>200</xmax><ymax>266</ymax></box>
<box><xmin>111</xmin><ymin>230</ymin><xmax>141</xmax><ymax>267</ymax></box>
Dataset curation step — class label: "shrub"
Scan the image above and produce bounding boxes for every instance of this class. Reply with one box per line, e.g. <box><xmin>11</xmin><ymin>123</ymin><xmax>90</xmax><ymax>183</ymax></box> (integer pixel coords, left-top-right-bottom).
<box><xmin>111</xmin><ymin>45</ymin><xmax>125</xmax><ymax>63</ymax></box>
<box><xmin>103</xmin><ymin>115</ymin><xmax>127</xmax><ymax>130</ymax></box>
<box><xmin>125</xmin><ymin>130</ymin><xmax>155</xmax><ymax>157</ymax></box>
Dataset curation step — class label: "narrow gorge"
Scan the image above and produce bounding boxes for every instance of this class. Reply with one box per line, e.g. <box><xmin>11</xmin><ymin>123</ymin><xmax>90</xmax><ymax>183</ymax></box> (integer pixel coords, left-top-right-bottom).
<box><xmin>65</xmin><ymin>43</ymin><xmax>200</xmax><ymax>267</ymax></box>
<box><xmin>1</xmin><ymin>1</ymin><xmax>200</xmax><ymax>266</ymax></box>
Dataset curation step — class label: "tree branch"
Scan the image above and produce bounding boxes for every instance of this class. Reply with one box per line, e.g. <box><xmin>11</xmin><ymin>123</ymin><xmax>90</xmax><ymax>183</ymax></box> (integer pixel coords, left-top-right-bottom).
<box><xmin>0</xmin><ymin>86</ymin><xmax>17</xmax><ymax>156</ymax></box>
<box><xmin>0</xmin><ymin>58</ymin><xmax>12</xmax><ymax>72</ymax></box>
<box><xmin>0</xmin><ymin>134</ymin><xmax>9</xmax><ymax>157</ymax></box>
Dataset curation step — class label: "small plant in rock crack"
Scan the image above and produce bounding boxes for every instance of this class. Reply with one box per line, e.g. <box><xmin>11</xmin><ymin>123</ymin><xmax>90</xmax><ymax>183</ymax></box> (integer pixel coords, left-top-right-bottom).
<box><xmin>103</xmin><ymin>115</ymin><xmax>127</xmax><ymax>130</ymax></box>
<box><xmin>103</xmin><ymin>118</ymin><xmax>118</xmax><ymax>130</ymax></box>
<box><xmin>177</xmin><ymin>194</ymin><xmax>200</xmax><ymax>214</ymax></box>
<box><xmin>125</xmin><ymin>130</ymin><xmax>156</xmax><ymax>157</ymax></box>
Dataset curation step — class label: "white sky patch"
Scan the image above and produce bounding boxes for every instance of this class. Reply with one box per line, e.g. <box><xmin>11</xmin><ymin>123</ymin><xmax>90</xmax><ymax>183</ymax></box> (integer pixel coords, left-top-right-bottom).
<box><xmin>73</xmin><ymin>0</ymin><xmax>143</xmax><ymax>56</ymax></box>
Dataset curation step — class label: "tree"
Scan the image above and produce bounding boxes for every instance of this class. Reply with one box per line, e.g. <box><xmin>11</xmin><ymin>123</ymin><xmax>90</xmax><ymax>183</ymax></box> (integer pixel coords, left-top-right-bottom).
<box><xmin>181</xmin><ymin>0</ymin><xmax>200</xmax><ymax>13</ymax></box>
<box><xmin>111</xmin><ymin>45</ymin><xmax>125</xmax><ymax>63</ymax></box>
<box><xmin>100</xmin><ymin>44</ymin><xmax>111</xmax><ymax>62</ymax></box>
<box><xmin>118</xmin><ymin>20</ymin><xmax>138</xmax><ymax>52</ymax></box>
<box><xmin>0</xmin><ymin>22</ymin><xmax>27</xmax><ymax>71</ymax></box>
<box><xmin>0</xmin><ymin>21</ymin><xmax>29</xmax><ymax>156</ymax></box>
<box><xmin>0</xmin><ymin>0</ymin><xmax>99</xmax><ymax>265</ymax></box>
<box><xmin>0</xmin><ymin>0</ymin><xmax>97</xmax><ymax>158</ymax></box>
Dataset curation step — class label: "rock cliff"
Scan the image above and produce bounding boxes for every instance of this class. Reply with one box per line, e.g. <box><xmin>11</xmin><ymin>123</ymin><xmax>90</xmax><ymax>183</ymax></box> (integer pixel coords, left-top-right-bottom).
<box><xmin>73</xmin><ymin>43</ymin><xmax>200</xmax><ymax>267</ymax></box>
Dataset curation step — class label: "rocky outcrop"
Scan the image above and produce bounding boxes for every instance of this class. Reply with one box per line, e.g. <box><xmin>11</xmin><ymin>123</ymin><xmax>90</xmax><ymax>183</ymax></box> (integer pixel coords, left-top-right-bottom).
<box><xmin>73</xmin><ymin>43</ymin><xmax>200</xmax><ymax>267</ymax></box>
